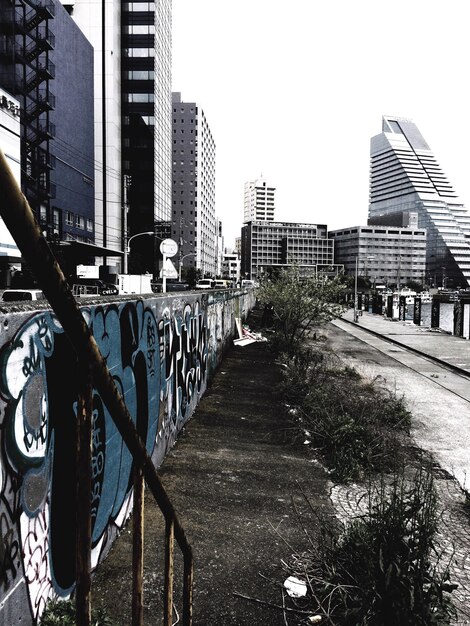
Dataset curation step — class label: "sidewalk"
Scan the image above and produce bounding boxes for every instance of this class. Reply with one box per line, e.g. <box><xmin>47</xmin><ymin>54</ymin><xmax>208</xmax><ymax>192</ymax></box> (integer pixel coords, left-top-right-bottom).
<box><xmin>341</xmin><ymin>308</ymin><xmax>470</xmax><ymax>372</ymax></box>
<box><xmin>92</xmin><ymin>315</ymin><xmax>334</xmax><ymax>625</ymax></box>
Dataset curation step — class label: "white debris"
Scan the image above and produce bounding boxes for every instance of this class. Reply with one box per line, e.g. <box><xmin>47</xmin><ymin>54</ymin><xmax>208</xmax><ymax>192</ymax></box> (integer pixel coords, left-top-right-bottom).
<box><xmin>283</xmin><ymin>575</ymin><xmax>307</xmax><ymax>598</ymax></box>
<box><xmin>308</xmin><ymin>616</ymin><xmax>322</xmax><ymax>624</ymax></box>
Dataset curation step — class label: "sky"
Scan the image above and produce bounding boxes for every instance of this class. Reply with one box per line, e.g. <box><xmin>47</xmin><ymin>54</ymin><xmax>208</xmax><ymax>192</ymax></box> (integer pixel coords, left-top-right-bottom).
<box><xmin>172</xmin><ymin>0</ymin><xmax>470</xmax><ymax>249</ymax></box>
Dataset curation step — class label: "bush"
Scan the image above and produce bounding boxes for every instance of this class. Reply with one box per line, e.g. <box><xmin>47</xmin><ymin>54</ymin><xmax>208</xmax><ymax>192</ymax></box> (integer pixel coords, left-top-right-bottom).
<box><xmin>280</xmin><ymin>350</ymin><xmax>411</xmax><ymax>481</ymax></box>
<box><xmin>40</xmin><ymin>599</ymin><xmax>112</xmax><ymax>626</ymax></box>
<box><xmin>306</xmin><ymin>466</ymin><xmax>456</xmax><ymax>625</ymax></box>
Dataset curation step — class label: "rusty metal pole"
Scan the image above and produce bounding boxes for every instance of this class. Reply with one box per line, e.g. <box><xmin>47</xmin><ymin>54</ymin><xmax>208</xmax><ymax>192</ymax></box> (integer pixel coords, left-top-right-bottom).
<box><xmin>164</xmin><ymin>518</ymin><xmax>175</xmax><ymax>626</ymax></box>
<box><xmin>0</xmin><ymin>149</ymin><xmax>194</xmax><ymax>622</ymax></box>
<box><xmin>75</xmin><ymin>360</ymin><xmax>93</xmax><ymax>626</ymax></box>
<box><xmin>183</xmin><ymin>553</ymin><xmax>194</xmax><ymax>626</ymax></box>
<box><xmin>132</xmin><ymin>466</ymin><xmax>144</xmax><ymax>626</ymax></box>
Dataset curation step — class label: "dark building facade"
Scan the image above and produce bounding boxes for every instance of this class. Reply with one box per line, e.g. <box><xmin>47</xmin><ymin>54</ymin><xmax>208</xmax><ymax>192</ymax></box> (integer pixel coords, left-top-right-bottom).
<box><xmin>0</xmin><ymin>0</ymin><xmax>94</xmax><ymax>277</ymax></box>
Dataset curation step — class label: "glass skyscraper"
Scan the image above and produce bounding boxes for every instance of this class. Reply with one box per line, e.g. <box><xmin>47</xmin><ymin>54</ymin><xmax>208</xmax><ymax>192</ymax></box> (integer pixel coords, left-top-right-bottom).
<box><xmin>369</xmin><ymin>116</ymin><xmax>470</xmax><ymax>288</ymax></box>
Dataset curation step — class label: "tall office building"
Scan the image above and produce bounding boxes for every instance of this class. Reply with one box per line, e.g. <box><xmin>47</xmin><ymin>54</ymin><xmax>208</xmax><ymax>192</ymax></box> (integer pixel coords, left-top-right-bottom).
<box><xmin>71</xmin><ymin>0</ymin><xmax>123</xmax><ymax>273</ymax></box>
<box><xmin>244</xmin><ymin>177</ymin><xmax>275</xmax><ymax>223</ymax></box>
<box><xmin>71</xmin><ymin>0</ymin><xmax>172</xmax><ymax>277</ymax></box>
<box><xmin>171</xmin><ymin>92</ymin><xmax>216</xmax><ymax>277</ymax></box>
<box><xmin>121</xmin><ymin>0</ymin><xmax>172</xmax><ymax>275</ymax></box>
<box><xmin>369</xmin><ymin>115</ymin><xmax>470</xmax><ymax>288</ymax></box>
<box><xmin>241</xmin><ymin>221</ymin><xmax>335</xmax><ymax>281</ymax></box>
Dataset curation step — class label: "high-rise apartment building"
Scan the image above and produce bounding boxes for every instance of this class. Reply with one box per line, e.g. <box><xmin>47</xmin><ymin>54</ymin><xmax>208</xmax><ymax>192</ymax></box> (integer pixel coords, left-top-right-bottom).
<box><xmin>171</xmin><ymin>92</ymin><xmax>216</xmax><ymax>278</ymax></box>
<box><xmin>243</xmin><ymin>177</ymin><xmax>275</xmax><ymax>223</ymax></box>
<box><xmin>369</xmin><ymin>115</ymin><xmax>470</xmax><ymax>288</ymax></box>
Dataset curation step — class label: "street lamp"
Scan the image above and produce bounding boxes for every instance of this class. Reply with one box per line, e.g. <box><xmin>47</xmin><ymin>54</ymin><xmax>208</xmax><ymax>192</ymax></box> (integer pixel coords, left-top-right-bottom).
<box><xmin>179</xmin><ymin>252</ymin><xmax>196</xmax><ymax>281</ymax></box>
<box><xmin>124</xmin><ymin>231</ymin><xmax>154</xmax><ymax>274</ymax></box>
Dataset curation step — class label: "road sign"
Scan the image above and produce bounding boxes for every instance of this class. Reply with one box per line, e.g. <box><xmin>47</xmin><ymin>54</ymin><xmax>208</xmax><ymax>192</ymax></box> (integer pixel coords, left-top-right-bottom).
<box><xmin>159</xmin><ymin>258</ymin><xmax>178</xmax><ymax>279</ymax></box>
<box><xmin>160</xmin><ymin>238</ymin><xmax>178</xmax><ymax>257</ymax></box>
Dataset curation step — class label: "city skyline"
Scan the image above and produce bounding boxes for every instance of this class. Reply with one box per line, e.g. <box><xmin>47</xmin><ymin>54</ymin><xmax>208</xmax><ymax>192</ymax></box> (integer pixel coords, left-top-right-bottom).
<box><xmin>172</xmin><ymin>0</ymin><xmax>470</xmax><ymax>247</ymax></box>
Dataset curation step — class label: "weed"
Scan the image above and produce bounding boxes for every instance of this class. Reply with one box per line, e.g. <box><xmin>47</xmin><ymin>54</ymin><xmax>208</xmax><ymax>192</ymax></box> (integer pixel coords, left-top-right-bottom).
<box><xmin>280</xmin><ymin>349</ymin><xmax>411</xmax><ymax>481</ymax></box>
<box><xmin>40</xmin><ymin>599</ymin><xmax>112</xmax><ymax>626</ymax></box>
<box><xmin>286</xmin><ymin>466</ymin><xmax>456</xmax><ymax>625</ymax></box>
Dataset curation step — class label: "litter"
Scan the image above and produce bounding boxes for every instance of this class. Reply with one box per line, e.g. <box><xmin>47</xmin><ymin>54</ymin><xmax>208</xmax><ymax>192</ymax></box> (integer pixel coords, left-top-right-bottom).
<box><xmin>233</xmin><ymin>318</ymin><xmax>267</xmax><ymax>346</ymax></box>
<box><xmin>283</xmin><ymin>575</ymin><xmax>307</xmax><ymax>598</ymax></box>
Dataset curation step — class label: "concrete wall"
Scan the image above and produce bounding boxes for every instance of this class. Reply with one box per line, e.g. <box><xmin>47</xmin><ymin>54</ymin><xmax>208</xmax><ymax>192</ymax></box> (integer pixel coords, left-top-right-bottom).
<box><xmin>0</xmin><ymin>289</ymin><xmax>255</xmax><ymax>625</ymax></box>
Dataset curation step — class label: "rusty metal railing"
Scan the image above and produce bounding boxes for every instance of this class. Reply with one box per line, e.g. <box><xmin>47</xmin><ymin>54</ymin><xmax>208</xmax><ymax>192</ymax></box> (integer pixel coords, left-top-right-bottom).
<box><xmin>0</xmin><ymin>149</ymin><xmax>193</xmax><ymax>626</ymax></box>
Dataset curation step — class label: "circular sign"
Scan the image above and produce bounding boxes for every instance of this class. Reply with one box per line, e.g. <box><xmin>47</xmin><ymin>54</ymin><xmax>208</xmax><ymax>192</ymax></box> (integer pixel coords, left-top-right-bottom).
<box><xmin>160</xmin><ymin>238</ymin><xmax>178</xmax><ymax>257</ymax></box>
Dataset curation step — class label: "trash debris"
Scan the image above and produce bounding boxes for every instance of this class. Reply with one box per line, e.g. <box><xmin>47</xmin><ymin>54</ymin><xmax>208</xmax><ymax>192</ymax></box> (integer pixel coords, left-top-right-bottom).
<box><xmin>308</xmin><ymin>616</ymin><xmax>322</xmax><ymax>624</ymax></box>
<box><xmin>283</xmin><ymin>575</ymin><xmax>307</xmax><ymax>598</ymax></box>
<box><xmin>233</xmin><ymin>318</ymin><xmax>267</xmax><ymax>346</ymax></box>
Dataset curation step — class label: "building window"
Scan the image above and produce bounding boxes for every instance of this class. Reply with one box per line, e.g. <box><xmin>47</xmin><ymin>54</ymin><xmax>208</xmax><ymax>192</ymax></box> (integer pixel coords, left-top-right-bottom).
<box><xmin>65</xmin><ymin>211</ymin><xmax>74</xmax><ymax>226</ymax></box>
<box><xmin>76</xmin><ymin>215</ymin><xmax>84</xmax><ymax>229</ymax></box>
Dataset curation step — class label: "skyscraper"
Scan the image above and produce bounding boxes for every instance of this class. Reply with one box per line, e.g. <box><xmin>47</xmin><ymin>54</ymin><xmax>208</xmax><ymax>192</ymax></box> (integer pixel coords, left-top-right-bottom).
<box><xmin>243</xmin><ymin>177</ymin><xmax>275</xmax><ymax>223</ymax></box>
<box><xmin>71</xmin><ymin>0</ymin><xmax>172</xmax><ymax>277</ymax></box>
<box><xmin>171</xmin><ymin>92</ymin><xmax>216</xmax><ymax>278</ymax></box>
<box><xmin>369</xmin><ymin>115</ymin><xmax>470</xmax><ymax>288</ymax></box>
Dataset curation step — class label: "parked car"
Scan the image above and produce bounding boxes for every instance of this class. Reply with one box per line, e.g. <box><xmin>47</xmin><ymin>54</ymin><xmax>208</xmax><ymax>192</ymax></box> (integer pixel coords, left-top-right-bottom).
<box><xmin>2</xmin><ymin>288</ymin><xmax>46</xmax><ymax>302</ymax></box>
<box><xmin>213</xmin><ymin>279</ymin><xmax>230</xmax><ymax>289</ymax></box>
<box><xmin>71</xmin><ymin>278</ymin><xmax>119</xmax><ymax>296</ymax></box>
<box><xmin>195</xmin><ymin>279</ymin><xmax>215</xmax><ymax>290</ymax></box>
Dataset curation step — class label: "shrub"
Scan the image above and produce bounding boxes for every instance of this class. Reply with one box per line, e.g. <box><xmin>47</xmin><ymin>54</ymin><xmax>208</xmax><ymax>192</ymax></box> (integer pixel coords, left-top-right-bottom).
<box><xmin>40</xmin><ymin>599</ymin><xmax>112</xmax><ymax>626</ymax></box>
<box><xmin>289</xmin><ymin>466</ymin><xmax>456</xmax><ymax>625</ymax></box>
<box><xmin>280</xmin><ymin>350</ymin><xmax>411</xmax><ymax>481</ymax></box>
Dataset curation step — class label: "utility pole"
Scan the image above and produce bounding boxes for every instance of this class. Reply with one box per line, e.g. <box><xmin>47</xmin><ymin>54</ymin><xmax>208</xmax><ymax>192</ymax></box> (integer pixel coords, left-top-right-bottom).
<box><xmin>122</xmin><ymin>175</ymin><xmax>131</xmax><ymax>274</ymax></box>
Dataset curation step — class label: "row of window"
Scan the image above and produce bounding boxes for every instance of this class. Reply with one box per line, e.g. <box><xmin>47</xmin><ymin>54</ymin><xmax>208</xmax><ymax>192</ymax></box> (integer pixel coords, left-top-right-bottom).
<box><xmin>123</xmin><ymin>47</ymin><xmax>155</xmax><ymax>57</ymax></box>
<box><xmin>123</xmin><ymin>2</ymin><xmax>155</xmax><ymax>10</ymax></box>
<box><xmin>124</xmin><ymin>70</ymin><xmax>154</xmax><ymax>80</ymax></box>
<box><xmin>65</xmin><ymin>211</ymin><xmax>93</xmax><ymax>231</ymax></box>
<box><xmin>125</xmin><ymin>93</ymin><xmax>155</xmax><ymax>103</ymax></box>
<box><xmin>122</xmin><ymin>25</ymin><xmax>155</xmax><ymax>34</ymax></box>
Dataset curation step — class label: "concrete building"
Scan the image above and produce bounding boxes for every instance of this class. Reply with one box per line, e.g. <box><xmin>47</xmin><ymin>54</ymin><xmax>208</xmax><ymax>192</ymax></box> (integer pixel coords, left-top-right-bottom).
<box><xmin>121</xmin><ymin>0</ymin><xmax>172</xmax><ymax>275</ymax></box>
<box><xmin>0</xmin><ymin>0</ymin><xmax>98</xmax><ymax>280</ymax></box>
<box><xmin>222</xmin><ymin>250</ymin><xmax>240</xmax><ymax>284</ymax></box>
<box><xmin>66</xmin><ymin>0</ymin><xmax>172</xmax><ymax>278</ymax></box>
<box><xmin>241</xmin><ymin>220</ymin><xmax>335</xmax><ymax>281</ymax></box>
<box><xmin>70</xmin><ymin>0</ymin><xmax>123</xmax><ymax>274</ymax></box>
<box><xmin>369</xmin><ymin>115</ymin><xmax>470</xmax><ymax>288</ymax></box>
<box><xmin>329</xmin><ymin>224</ymin><xmax>427</xmax><ymax>288</ymax></box>
<box><xmin>171</xmin><ymin>92</ymin><xmax>217</xmax><ymax>277</ymax></box>
<box><xmin>0</xmin><ymin>88</ymin><xmax>22</xmax><ymax>284</ymax></box>
<box><xmin>244</xmin><ymin>177</ymin><xmax>275</xmax><ymax>223</ymax></box>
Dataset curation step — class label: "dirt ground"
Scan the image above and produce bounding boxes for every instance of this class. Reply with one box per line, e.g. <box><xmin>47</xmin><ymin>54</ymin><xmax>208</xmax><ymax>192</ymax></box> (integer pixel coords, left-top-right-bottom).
<box><xmin>92</xmin><ymin>314</ymin><xmax>334</xmax><ymax>625</ymax></box>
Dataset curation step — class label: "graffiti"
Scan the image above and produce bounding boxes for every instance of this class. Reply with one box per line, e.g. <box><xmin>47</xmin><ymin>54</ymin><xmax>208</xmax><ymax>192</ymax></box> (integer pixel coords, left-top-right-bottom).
<box><xmin>0</xmin><ymin>290</ymin><xmax>250</xmax><ymax>626</ymax></box>
<box><xmin>158</xmin><ymin>302</ymin><xmax>208</xmax><ymax>434</ymax></box>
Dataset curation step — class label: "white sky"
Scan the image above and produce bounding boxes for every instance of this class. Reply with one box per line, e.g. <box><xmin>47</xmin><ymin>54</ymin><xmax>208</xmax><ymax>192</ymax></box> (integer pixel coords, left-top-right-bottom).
<box><xmin>172</xmin><ymin>0</ymin><xmax>470</xmax><ymax>249</ymax></box>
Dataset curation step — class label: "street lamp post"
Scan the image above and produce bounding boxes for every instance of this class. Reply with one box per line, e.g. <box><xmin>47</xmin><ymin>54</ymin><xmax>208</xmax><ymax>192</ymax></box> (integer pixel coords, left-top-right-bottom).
<box><xmin>179</xmin><ymin>252</ymin><xmax>196</xmax><ymax>282</ymax></box>
<box><xmin>354</xmin><ymin>256</ymin><xmax>358</xmax><ymax>322</ymax></box>
<box><xmin>124</xmin><ymin>231</ymin><xmax>154</xmax><ymax>274</ymax></box>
